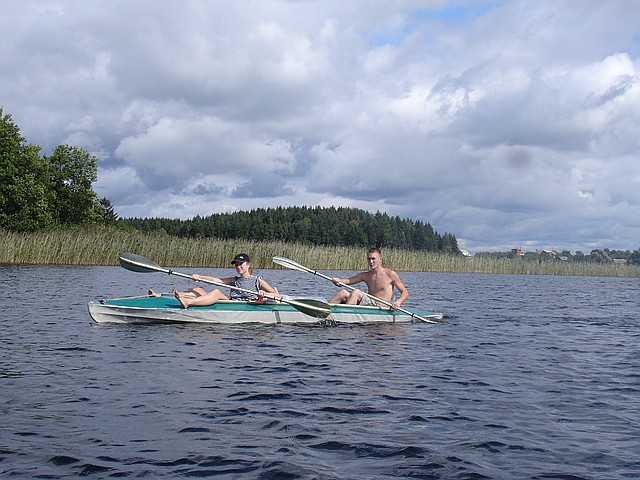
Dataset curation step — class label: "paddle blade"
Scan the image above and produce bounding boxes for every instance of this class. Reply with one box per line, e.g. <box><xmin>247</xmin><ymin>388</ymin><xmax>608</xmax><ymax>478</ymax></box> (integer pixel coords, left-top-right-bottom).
<box><xmin>119</xmin><ymin>252</ymin><xmax>165</xmax><ymax>274</ymax></box>
<box><xmin>272</xmin><ymin>256</ymin><xmax>311</xmax><ymax>273</ymax></box>
<box><xmin>285</xmin><ymin>298</ymin><xmax>331</xmax><ymax>319</ymax></box>
<box><xmin>417</xmin><ymin>313</ymin><xmax>446</xmax><ymax>324</ymax></box>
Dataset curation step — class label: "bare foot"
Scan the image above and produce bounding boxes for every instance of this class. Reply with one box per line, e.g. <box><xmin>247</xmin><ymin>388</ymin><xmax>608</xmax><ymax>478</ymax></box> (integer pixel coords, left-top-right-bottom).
<box><xmin>175</xmin><ymin>291</ymin><xmax>189</xmax><ymax>309</ymax></box>
<box><xmin>148</xmin><ymin>289</ymin><xmax>161</xmax><ymax>297</ymax></box>
<box><xmin>172</xmin><ymin>288</ymin><xmax>197</xmax><ymax>299</ymax></box>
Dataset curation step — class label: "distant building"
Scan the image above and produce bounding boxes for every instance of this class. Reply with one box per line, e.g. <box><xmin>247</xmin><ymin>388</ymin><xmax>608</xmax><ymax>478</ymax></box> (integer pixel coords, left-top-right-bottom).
<box><xmin>460</xmin><ymin>249</ymin><xmax>472</xmax><ymax>258</ymax></box>
<box><xmin>511</xmin><ymin>247</ymin><xmax>524</xmax><ymax>256</ymax></box>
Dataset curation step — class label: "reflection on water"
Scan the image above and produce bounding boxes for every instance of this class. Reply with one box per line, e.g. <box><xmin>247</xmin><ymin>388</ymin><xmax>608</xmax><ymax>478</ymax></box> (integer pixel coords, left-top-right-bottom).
<box><xmin>1</xmin><ymin>265</ymin><xmax>639</xmax><ymax>478</ymax></box>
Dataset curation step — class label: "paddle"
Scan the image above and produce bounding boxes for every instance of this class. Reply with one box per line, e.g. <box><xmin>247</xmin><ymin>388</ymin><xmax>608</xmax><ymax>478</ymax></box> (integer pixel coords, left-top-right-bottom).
<box><xmin>272</xmin><ymin>256</ymin><xmax>444</xmax><ymax>323</ymax></box>
<box><xmin>119</xmin><ymin>252</ymin><xmax>331</xmax><ymax>319</ymax></box>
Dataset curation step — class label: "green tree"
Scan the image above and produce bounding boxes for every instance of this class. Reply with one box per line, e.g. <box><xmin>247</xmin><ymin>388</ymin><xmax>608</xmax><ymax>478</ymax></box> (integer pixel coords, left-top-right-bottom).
<box><xmin>1</xmin><ymin>109</ymin><xmax>115</xmax><ymax>230</ymax></box>
<box><xmin>589</xmin><ymin>249</ymin><xmax>613</xmax><ymax>264</ymax></box>
<box><xmin>99</xmin><ymin>197</ymin><xmax>118</xmax><ymax>224</ymax></box>
<box><xmin>0</xmin><ymin>110</ymin><xmax>54</xmax><ymax>230</ymax></box>
<box><xmin>438</xmin><ymin>232</ymin><xmax>460</xmax><ymax>254</ymax></box>
<box><xmin>47</xmin><ymin>144</ymin><xmax>101</xmax><ymax>225</ymax></box>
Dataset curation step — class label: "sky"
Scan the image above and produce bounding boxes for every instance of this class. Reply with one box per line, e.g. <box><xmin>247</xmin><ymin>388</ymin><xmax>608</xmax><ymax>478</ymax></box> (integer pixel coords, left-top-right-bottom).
<box><xmin>2</xmin><ymin>0</ymin><xmax>640</xmax><ymax>254</ymax></box>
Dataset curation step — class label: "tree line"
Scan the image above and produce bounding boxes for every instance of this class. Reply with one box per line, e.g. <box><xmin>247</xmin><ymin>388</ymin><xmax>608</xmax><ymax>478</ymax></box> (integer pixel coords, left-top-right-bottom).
<box><xmin>121</xmin><ymin>206</ymin><xmax>461</xmax><ymax>253</ymax></box>
<box><xmin>0</xmin><ymin>108</ymin><xmax>116</xmax><ymax>231</ymax></box>
<box><xmin>476</xmin><ymin>248</ymin><xmax>640</xmax><ymax>265</ymax></box>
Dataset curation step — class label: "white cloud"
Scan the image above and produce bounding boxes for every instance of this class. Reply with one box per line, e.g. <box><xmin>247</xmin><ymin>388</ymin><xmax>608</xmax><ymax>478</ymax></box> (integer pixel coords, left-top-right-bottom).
<box><xmin>2</xmin><ymin>0</ymin><xmax>640</xmax><ymax>253</ymax></box>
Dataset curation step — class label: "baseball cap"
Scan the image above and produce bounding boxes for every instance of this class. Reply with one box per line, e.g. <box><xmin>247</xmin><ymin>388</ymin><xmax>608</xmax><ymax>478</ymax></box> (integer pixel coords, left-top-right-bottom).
<box><xmin>231</xmin><ymin>253</ymin><xmax>250</xmax><ymax>264</ymax></box>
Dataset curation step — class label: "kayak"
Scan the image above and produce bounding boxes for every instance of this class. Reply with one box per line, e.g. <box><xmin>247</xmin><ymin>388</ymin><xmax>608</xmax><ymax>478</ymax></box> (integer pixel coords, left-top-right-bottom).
<box><xmin>87</xmin><ymin>295</ymin><xmax>444</xmax><ymax>325</ymax></box>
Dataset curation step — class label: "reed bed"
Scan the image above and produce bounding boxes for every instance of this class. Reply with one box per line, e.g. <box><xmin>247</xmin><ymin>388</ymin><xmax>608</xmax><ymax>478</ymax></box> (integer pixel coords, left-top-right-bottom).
<box><xmin>2</xmin><ymin>227</ymin><xmax>639</xmax><ymax>278</ymax></box>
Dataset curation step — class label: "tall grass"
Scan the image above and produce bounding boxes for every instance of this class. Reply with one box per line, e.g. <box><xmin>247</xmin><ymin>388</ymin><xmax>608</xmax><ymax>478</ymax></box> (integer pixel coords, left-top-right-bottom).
<box><xmin>2</xmin><ymin>227</ymin><xmax>639</xmax><ymax>277</ymax></box>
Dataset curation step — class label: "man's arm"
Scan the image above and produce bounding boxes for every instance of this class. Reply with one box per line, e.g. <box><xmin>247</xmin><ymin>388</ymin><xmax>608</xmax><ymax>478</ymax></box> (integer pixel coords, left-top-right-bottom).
<box><xmin>331</xmin><ymin>272</ymin><xmax>366</xmax><ymax>287</ymax></box>
<box><xmin>390</xmin><ymin>270</ymin><xmax>408</xmax><ymax>309</ymax></box>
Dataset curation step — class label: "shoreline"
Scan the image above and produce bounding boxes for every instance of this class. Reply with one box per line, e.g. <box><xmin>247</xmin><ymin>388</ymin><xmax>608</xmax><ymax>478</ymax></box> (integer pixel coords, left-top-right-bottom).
<box><xmin>2</xmin><ymin>227</ymin><xmax>639</xmax><ymax>278</ymax></box>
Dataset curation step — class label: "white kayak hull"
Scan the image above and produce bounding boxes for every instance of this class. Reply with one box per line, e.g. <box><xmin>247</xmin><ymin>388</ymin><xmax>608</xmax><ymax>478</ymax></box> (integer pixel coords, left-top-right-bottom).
<box><xmin>88</xmin><ymin>295</ymin><xmax>443</xmax><ymax>325</ymax></box>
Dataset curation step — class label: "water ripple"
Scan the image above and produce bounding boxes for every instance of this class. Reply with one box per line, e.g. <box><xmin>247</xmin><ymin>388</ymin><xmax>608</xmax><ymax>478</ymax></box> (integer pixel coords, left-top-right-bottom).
<box><xmin>1</xmin><ymin>266</ymin><xmax>638</xmax><ymax>478</ymax></box>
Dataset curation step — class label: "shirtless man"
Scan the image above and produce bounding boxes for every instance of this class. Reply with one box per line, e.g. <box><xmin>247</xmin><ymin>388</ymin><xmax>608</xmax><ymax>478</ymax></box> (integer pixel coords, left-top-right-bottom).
<box><xmin>328</xmin><ymin>247</ymin><xmax>408</xmax><ymax>310</ymax></box>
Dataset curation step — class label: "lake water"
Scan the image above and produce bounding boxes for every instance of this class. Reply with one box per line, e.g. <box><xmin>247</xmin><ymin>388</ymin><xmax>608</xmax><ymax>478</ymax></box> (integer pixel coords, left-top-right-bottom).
<box><xmin>1</xmin><ymin>264</ymin><xmax>638</xmax><ymax>479</ymax></box>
